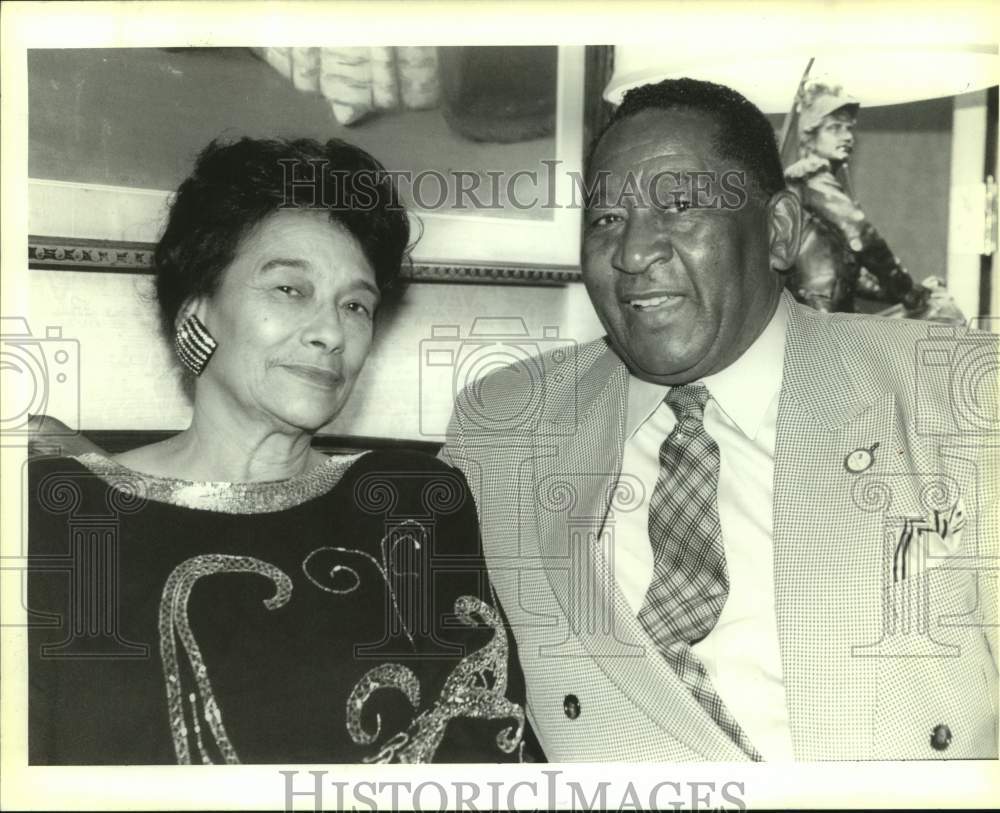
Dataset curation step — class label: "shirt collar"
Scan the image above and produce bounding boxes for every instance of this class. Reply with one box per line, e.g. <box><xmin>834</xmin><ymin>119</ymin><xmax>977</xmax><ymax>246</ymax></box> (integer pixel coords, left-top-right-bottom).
<box><xmin>624</xmin><ymin>295</ymin><xmax>789</xmax><ymax>441</ymax></box>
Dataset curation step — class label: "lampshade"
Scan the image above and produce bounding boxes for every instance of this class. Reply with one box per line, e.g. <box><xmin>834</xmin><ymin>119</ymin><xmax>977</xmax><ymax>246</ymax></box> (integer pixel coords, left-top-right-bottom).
<box><xmin>605</xmin><ymin>45</ymin><xmax>999</xmax><ymax>112</ymax></box>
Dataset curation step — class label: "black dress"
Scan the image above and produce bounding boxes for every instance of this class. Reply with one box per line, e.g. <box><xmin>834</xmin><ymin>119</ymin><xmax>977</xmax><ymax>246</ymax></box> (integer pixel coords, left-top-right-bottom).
<box><xmin>28</xmin><ymin>449</ymin><xmax>534</xmax><ymax>765</ymax></box>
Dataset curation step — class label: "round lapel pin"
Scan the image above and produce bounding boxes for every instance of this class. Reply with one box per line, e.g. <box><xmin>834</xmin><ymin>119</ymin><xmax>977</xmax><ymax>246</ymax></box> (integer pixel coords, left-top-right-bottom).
<box><xmin>845</xmin><ymin>442</ymin><xmax>880</xmax><ymax>474</ymax></box>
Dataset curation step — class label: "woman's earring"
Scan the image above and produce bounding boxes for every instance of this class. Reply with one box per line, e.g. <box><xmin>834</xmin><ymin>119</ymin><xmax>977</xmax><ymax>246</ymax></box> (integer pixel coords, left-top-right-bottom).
<box><xmin>174</xmin><ymin>314</ymin><xmax>218</xmax><ymax>376</ymax></box>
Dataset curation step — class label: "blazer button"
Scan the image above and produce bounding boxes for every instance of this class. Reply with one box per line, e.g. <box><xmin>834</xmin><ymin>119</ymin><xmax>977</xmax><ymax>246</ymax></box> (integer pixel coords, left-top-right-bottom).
<box><xmin>563</xmin><ymin>694</ymin><xmax>580</xmax><ymax>720</ymax></box>
<box><xmin>930</xmin><ymin>724</ymin><xmax>952</xmax><ymax>751</ymax></box>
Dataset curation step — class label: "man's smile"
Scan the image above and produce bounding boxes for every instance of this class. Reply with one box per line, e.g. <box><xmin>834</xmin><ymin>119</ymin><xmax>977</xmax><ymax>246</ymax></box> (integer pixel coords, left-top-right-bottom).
<box><xmin>622</xmin><ymin>290</ymin><xmax>687</xmax><ymax>312</ymax></box>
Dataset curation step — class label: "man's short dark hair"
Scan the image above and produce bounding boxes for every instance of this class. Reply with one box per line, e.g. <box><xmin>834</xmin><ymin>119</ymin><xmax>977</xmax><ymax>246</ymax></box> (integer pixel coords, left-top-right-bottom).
<box><xmin>590</xmin><ymin>77</ymin><xmax>785</xmax><ymax>197</ymax></box>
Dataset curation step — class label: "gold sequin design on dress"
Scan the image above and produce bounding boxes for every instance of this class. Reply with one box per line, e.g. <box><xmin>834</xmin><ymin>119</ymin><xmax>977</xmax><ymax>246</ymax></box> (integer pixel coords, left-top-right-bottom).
<box><xmin>159</xmin><ymin>554</ymin><xmax>292</xmax><ymax>764</ymax></box>
<box><xmin>75</xmin><ymin>452</ymin><xmax>361</xmax><ymax>514</ymax></box>
<box><xmin>346</xmin><ymin>594</ymin><xmax>525</xmax><ymax>763</ymax></box>
<box><xmin>301</xmin><ymin>519</ymin><xmax>426</xmax><ymax>647</ymax></box>
<box><xmin>157</xmin><ymin>525</ymin><xmax>523</xmax><ymax>763</ymax></box>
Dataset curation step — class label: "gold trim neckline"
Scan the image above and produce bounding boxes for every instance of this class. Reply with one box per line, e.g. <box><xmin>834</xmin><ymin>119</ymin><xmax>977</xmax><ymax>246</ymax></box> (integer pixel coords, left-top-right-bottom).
<box><xmin>73</xmin><ymin>451</ymin><xmax>364</xmax><ymax>514</ymax></box>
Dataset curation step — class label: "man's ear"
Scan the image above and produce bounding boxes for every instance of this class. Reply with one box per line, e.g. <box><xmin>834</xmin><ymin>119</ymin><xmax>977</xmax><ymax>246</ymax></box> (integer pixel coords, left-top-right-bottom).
<box><xmin>767</xmin><ymin>189</ymin><xmax>802</xmax><ymax>274</ymax></box>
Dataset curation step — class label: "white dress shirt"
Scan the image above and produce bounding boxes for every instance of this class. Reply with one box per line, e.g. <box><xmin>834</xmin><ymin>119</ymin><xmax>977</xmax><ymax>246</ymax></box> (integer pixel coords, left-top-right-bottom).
<box><xmin>605</xmin><ymin>298</ymin><xmax>795</xmax><ymax>760</ymax></box>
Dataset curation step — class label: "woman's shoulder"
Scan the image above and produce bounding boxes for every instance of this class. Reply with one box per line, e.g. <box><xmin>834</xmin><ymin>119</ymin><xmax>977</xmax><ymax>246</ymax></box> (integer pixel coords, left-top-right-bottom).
<box><xmin>349</xmin><ymin>447</ymin><xmax>460</xmax><ymax>475</ymax></box>
<box><xmin>344</xmin><ymin>448</ymin><xmax>472</xmax><ymax>510</ymax></box>
<box><xmin>28</xmin><ymin>451</ymin><xmax>174</xmax><ymax>517</ymax></box>
<box><xmin>335</xmin><ymin>449</ymin><xmax>481</xmax><ymax>558</ymax></box>
<box><xmin>27</xmin><ymin>454</ymin><xmax>124</xmax><ymax>556</ymax></box>
<box><xmin>28</xmin><ymin>452</ymin><xmax>107</xmax><ymax>491</ymax></box>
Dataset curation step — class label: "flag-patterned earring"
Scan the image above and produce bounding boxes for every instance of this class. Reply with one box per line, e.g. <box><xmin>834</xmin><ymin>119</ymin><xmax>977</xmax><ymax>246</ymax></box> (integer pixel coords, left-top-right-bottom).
<box><xmin>174</xmin><ymin>314</ymin><xmax>218</xmax><ymax>376</ymax></box>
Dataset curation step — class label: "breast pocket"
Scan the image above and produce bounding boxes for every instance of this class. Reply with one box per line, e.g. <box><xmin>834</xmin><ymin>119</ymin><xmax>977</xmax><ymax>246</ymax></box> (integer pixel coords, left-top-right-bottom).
<box><xmin>890</xmin><ymin>500</ymin><xmax>966</xmax><ymax>584</ymax></box>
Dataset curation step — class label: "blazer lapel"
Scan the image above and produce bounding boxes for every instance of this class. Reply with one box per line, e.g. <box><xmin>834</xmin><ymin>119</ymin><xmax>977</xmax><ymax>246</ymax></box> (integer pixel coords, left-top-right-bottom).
<box><xmin>774</xmin><ymin>299</ymin><xmax>923</xmax><ymax>759</ymax></box>
<box><xmin>531</xmin><ymin>345</ymin><xmax>748</xmax><ymax>761</ymax></box>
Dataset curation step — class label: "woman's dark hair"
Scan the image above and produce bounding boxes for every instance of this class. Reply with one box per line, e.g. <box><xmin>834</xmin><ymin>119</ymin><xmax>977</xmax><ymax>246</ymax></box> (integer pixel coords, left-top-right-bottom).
<box><xmin>590</xmin><ymin>77</ymin><xmax>785</xmax><ymax>198</ymax></box>
<box><xmin>154</xmin><ymin>137</ymin><xmax>410</xmax><ymax>341</ymax></box>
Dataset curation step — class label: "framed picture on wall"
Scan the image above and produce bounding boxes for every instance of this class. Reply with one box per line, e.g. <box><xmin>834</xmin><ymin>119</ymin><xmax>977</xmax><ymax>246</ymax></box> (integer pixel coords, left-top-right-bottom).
<box><xmin>28</xmin><ymin>45</ymin><xmax>607</xmax><ymax>285</ymax></box>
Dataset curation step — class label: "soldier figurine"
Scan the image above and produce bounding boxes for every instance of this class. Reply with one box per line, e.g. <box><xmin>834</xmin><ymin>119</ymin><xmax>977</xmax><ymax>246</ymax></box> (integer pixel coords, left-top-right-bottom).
<box><xmin>784</xmin><ymin>81</ymin><xmax>931</xmax><ymax>315</ymax></box>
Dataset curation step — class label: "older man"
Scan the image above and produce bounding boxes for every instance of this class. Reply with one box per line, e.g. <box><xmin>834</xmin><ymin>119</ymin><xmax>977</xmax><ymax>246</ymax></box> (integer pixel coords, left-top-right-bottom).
<box><xmin>442</xmin><ymin>78</ymin><xmax>997</xmax><ymax>761</ymax></box>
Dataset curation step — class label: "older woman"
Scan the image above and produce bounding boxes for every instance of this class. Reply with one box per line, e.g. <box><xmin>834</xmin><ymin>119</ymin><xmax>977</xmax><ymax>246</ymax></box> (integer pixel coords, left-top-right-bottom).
<box><xmin>28</xmin><ymin>137</ymin><xmax>531</xmax><ymax>765</ymax></box>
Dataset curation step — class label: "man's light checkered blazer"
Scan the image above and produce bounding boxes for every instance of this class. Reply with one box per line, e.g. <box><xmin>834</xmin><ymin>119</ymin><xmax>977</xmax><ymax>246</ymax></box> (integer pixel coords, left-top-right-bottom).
<box><xmin>441</xmin><ymin>292</ymin><xmax>998</xmax><ymax>761</ymax></box>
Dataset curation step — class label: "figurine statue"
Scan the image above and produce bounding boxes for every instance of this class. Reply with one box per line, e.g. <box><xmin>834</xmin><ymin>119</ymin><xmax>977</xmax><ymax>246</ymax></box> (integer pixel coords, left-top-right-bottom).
<box><xmin>783</xmin><ymin>80</ymin><xmax>934</xmax><ymax>316</ymax></box>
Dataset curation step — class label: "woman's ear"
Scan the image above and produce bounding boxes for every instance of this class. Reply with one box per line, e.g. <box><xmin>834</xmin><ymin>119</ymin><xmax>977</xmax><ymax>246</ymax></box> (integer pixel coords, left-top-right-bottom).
<box><xmin>767</xmin><ymin>189</ymin><xmax>802</xmax><ymax>274</ymax></box>
<box><xmin>174</xmin><ymin>296</ymin><xmax>208</xmax><ymax>333</ymax></box>
<box><xmin>172</xmin><ymin>295</ymin><xmax>218</xmax><ymax>379</ymax></box>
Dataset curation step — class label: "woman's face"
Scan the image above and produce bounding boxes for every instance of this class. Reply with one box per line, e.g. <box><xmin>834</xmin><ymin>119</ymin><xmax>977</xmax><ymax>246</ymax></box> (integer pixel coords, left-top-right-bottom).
<box><xmin>194</xmin><ymin>209</ymin><xmax>379</xmax><ymax>435</ymax></box>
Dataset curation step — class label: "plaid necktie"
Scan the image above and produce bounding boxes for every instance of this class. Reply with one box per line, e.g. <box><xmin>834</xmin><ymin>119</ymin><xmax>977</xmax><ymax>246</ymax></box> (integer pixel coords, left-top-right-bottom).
<box><xmin>638</xmin><ymin>383</ymin><xmax>763</xmax><ymax>761</ymax></box>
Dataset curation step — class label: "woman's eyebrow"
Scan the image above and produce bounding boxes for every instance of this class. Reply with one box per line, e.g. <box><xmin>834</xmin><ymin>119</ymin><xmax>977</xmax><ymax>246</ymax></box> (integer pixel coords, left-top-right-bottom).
<box><xmin>349</xmin><ymin>279</ymin><xmax>381</xmax><ymax>298</ymax></box>
<box><xmin>259</xmin><ymin>258</ymin><xmax>310</xmax><ymax>273</ymax></box>
<box><xmin>258</xmin><ymin>258</ymin><xmax>379</xmax><ymax>297</ymax></box>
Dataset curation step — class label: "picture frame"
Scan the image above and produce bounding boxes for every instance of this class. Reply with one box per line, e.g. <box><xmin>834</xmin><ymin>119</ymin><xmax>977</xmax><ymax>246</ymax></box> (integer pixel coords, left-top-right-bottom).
<box><xmin>28</xmin><ymin>45</ymin><xmax>607</xmax><ymax>285</ymax></box>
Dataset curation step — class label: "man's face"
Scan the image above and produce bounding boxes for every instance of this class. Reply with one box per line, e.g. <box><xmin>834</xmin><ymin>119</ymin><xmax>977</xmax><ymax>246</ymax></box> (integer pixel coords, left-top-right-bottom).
<box><xmin>811</xmin><ymin>109</ymin><xmax>856</xmax><ymax>163</ymax></box>
<box><xmin>582</xmin><ymin>108</ymin><xmax>784</xmax><ymax>385</ymax></box>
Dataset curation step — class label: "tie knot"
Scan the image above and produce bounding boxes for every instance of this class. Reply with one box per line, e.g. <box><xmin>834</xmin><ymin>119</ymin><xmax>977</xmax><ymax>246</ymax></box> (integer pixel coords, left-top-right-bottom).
<box><xmin>664</xmin><ymin>383</ymin><xmax>711</xmax><ymax>423</ymax></box>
